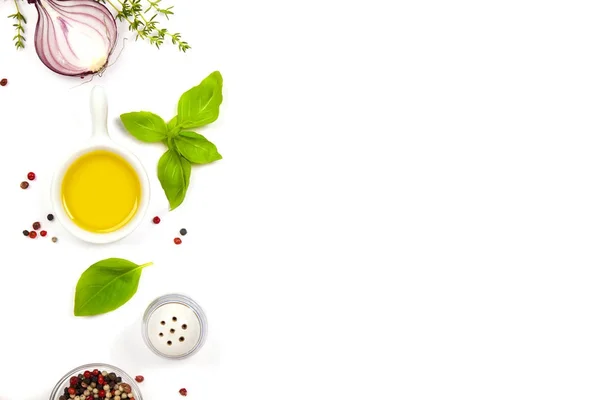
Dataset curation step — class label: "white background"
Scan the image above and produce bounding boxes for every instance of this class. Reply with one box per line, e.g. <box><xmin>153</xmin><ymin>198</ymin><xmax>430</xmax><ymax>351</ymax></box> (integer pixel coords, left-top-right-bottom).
<box><xmin>2</xmin><ymin>0</ymin><xmax>600</xmax><ymax>399</ymax></box>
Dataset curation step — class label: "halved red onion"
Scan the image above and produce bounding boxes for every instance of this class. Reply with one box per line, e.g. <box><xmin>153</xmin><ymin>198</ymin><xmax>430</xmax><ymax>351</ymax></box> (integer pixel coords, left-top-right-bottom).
<box><xmin>30</xmin><ymin>0</ymin><xmax>117</xmax><ymax>76</ymax></box>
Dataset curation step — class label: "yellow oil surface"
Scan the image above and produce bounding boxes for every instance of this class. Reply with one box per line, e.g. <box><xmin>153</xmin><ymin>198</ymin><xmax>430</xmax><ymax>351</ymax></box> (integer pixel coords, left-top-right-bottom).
<box><xmin>61</xmin><ymin>150</ymin><xmax>141</xmax><ymax>233</ymax></box>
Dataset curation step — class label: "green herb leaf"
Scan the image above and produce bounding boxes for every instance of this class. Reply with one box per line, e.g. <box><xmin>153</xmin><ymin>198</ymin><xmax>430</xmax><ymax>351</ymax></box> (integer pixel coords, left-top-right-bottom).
<box><xmin>74</xmin><ymin>258</ymin><xmax>152</xmax><ymax>317</ymax></box>
<box><xmin>175</xmin><ymin>131</ymin><xmax>222</xmax><ymax>164</ymax></box>
<box><xmin>167</xmin><ymin>116</ymin><xmax>179</xmax><ymax>133</ymax></box>
<box><xmin>177</xmin><ymin>71</ymin><xmax>223</xmax><ymax>129</ymax></box>
<box><xmin>120</xmin><ymin>111</ymin><xmax>168</xmax><ymax>142</ymax></box>
<box><xmin>164</xmin><ymin>117</ymin><xmax>180</xmax><ymax>146</ymax></box>
<box><xmin>157</xmin><ymin>148</ymin><xmax>191</xmax><ymax>210</ymax></box>
<box><xmin>9</xmin><ymin>0</ymin><xmax>27</xmax><ymax>50</ymax></box>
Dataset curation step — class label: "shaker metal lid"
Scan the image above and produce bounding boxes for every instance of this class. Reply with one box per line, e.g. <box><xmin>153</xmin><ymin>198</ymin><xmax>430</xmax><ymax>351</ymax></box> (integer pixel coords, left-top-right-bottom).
<box><xmin>142</xmin><ymin>294</ymin><xmax>208</xmax><ymax>359</ymax></box>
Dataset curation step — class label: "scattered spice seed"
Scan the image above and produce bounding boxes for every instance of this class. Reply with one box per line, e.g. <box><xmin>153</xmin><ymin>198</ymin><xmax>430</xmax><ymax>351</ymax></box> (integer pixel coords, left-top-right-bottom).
<box><xmin>29</xmin><ymin>231</ymin><xmax>37</xmax><ymax>239</ymax></box>
<box><xmin>134</xmin><ymin>376</ymin><xmax>144</xmax><ymax>383</ymax></box>
<box><xmin>20</xmin><ymin>181</ymin><xmax>29</xmax><ymax>189</ymax></box>
<box><xmin>0</xmin><ymin>78</ymin><xmax>7</xmax><ymax>86</ymax></box>
<box><xmin>152</xmin><ymin>216</ymin><xmax>161</xmax><ymax>224</ymax></box>
<box><xmin>47</xmin><ymin>213</ymin><xmax>54</xmax><ymax>221</ymax></box>
<box><xmin>40</xmin><ymin>230</ymin><xmax>47</xmax><ymax>237</ymax></box>
<box><xmin>22</xmin><ymin>230</ymin><xmax>29</xmax><ymax>236</ymax></box>
<box><xmin>27</xmin><ymin>172</ymin><xmax>36</xmax><ymax>181</ymax></box>
<box><xmin>180</xmin><ymin>228</ymin><xmax>187</xmax><ymax>236</ymax></box>
<box><xmin>179</xmin><ymin>388</ymin><xmax>187</xmax><ymax>396</ymax></box>
<box><xmin>174</xmin><ymin>237</ymin><xmax>182</xmax><ymax>245</ymax></box>
<box><xmin>33</xmin><ymin>221</ymin><xmax>41</xmax><ymax>230</ymax></box>
<box><xmin>52</xmin><ymin>236</ymin><xmax>58</xmax><ymax>243</ymax></box>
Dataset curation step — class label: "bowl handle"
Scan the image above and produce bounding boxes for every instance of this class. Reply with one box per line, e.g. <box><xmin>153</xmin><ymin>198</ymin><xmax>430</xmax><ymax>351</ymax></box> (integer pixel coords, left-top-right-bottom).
<box><xmin>90</xmin><ymin>85</ymin><xmax>109</xmax><ymax>139</ymax></box>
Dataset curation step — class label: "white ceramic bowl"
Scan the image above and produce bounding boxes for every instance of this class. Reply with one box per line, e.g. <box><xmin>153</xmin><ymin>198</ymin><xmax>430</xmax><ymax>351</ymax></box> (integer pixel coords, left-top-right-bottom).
<box><xmin>51</xmin><ymin>86</ymin><xmax>150</xmax><ymax>244</ymax></box>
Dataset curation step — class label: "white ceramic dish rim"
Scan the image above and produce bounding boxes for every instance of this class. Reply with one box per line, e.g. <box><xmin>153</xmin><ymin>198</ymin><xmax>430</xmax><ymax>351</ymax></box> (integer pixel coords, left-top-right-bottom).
<box><xmin>50</xmin><ymin>86</ymin><xmax>150</xmax><ymax>244</ymax></box>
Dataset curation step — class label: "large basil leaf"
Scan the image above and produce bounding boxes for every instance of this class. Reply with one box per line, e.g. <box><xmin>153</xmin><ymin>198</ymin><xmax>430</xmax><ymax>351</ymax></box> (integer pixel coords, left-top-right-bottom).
<box><xmin>175</xmin><ymin>131</ymin><xmax>222</xmax><ymax>164</ymax></box>
<box><xmin>74</xmin><ymin>258</ymin><xmax>152</xmax><ymax>316</ymax></box>
<box><xmin>120</xmin><ymin>111</ymin><xmax>168</xmax><ymax>142</ymax></box>
<box><xmin>177</xmin><ymin>71</ymin><xmax>223</xmax><ymax>129</ymax></box>
<box><xmin>157</xmin><ymin>148</ymin><xmax>192</xmax><ymax>210</ymax></box>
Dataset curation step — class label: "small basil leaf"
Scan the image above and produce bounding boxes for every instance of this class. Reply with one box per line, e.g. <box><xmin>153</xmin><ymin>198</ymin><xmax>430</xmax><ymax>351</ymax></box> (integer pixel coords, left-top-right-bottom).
<box><xmin>167</xmin><ymin>116</ymin><xmax>179</xmax><ymax>133</ymax></box>
<box><xmin>174</xmin><ymin>131</ymin><xmax>222</xmax><ymax>164</ymax></box>
<box><xmin>177</xmin><ymin>71</ymin><xmax>223</xmax><ymax>129</ymax></box>
<box><xmin>164</xmin><ymin>117</ymin><xmax>181</xmax><ymax>146</ymax></box>
<box><xmin>120</xmin><ymin>111</ymin><xmax>168</xmax><ymax>143</ymax></box>
<box><xmin>158</xmin><ymin>149</ymin><xmax>191</xmax><ymax>210</ymax></box>
<box><xmin>74</xmin><ymin>258</ymin><xmax>152</xmax><ymax>317</ymax></box>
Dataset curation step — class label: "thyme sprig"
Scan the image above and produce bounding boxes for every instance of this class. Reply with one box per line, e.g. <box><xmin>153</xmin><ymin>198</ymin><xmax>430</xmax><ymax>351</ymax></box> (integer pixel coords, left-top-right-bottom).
<box><xmin>8</xmin><ymin>0</ymin><xmax>26</xmax><ymax>50</ymax></box>
<box><xmin>104</xmin><ymin>0</ymin><xmax>190</xmax><ymax>51</ymax></box>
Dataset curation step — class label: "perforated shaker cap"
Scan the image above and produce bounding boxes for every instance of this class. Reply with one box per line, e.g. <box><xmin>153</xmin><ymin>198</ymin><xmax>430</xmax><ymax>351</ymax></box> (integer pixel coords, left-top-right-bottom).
<box><xmin>142</xmin><ymin>294</ymin><xmax>207</xmax><ymax>359</ymax></box>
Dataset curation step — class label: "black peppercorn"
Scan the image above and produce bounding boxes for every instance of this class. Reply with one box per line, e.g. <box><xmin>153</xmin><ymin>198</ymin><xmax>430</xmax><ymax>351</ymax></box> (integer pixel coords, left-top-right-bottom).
<box><xmin>108</xmin><ymin>373</ymin><xmax>116</xmax><ymax>380</ymax></box>
<box><xmin>60</xmin><ymin>396</ymin><xmax>66</xmax><ymax>400</ymax></box>
<box><xmin>117</xmin><ymin>377</ymin><xmax>122</xmax><ymax>383</ymax></box>
<box><xmin>22</xmin><ymin>230</ymin><xmax>29</xmax><ymax>236</ymax></box>
<box><xmin>180</xmin><ymin>228</ymin><xmax>187</xmax><ymax>236</ymax></box>
<box><xmin>47</xmin><ymin>213</ymin><xmax>54</xmax><ymax>221</ymax></box>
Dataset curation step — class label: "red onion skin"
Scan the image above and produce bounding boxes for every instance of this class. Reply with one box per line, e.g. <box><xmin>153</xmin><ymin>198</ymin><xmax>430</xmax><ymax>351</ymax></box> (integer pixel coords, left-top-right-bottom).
<box><xmin>31</xmin><ymin>0</ymin><xmax>117</xmax><ymax>77</ymax></box>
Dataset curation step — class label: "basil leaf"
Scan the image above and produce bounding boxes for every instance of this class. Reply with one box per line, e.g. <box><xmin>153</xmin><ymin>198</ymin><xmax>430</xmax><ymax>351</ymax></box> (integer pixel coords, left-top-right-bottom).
<box><xmin>157</xmin><ymin>148</ymin><xmax>192</xmax><ymax>210</ymax></box>
<box><xmin>120</xmin><ymin>111</ymin><xmax>168</xmax><ymax>143</ymax></box>
<box><xmin>167</xmin><ymin>116</ymin><xmax>179</xmax><ymax>133</ymax></box>
<box><xmin>74</xmin><ymin>258</ymin><xmax>152</xmax><ymax>317</ymax></box>
<box><xmin>174</xmin><ymin>131</ymin><xmax>222</xmax><ymax>164</ymax></box>
<box><xmin>164</xmin><ymin>117</ymin><xmax>180</xmax><ymax>146</ymax></box>
<box><xmin>177</xmin><ymin>71</ymin><xmax>223</xmax><ymax>129</ymax></box>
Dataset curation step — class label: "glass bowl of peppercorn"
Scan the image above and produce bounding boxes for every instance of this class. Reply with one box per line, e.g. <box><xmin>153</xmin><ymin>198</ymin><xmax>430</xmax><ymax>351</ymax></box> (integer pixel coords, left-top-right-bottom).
<box><xmin>49</xmin><ymin>364</ymin><xmax>143</xmax><ymax>400</ymax></box>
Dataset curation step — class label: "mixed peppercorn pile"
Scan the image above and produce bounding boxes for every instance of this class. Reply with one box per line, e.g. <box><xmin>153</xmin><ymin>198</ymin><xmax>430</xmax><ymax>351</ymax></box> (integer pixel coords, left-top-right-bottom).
<box><xmin>60</xmin><ymin>369</ymin><xmax>134</xmax><ymax>400</ymax></box>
